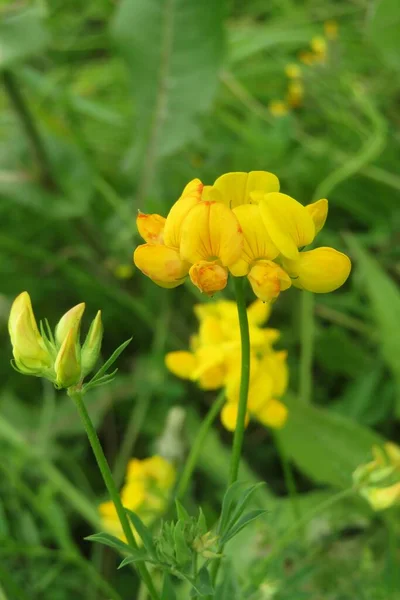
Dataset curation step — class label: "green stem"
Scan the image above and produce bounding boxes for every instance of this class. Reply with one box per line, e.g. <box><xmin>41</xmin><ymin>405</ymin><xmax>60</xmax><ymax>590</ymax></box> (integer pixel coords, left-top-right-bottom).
<box><xmin>273</xmin><ymin>433</ymin><xmax>302</xmax><ymax>529</ymax></box>
<box><xmin>176</xmin><ymin>390</ymin><xmax>226</xmax><ymax>500</ymax></box>
<box><xmin>299</xmin><ymin>291</ymin><xmax>314</xmax><ymax>405</ymax></box>
<box><xmin>229</xmin><ymin>277</ymin><xmax>251</xmax><ymax>485</ymax></box>
<box><xmin>69</xmin><ymin>389</ymin><xmax>159</xmax><ymax>600</ymax></box>
<box><xmin>2</xmin><ymin>70</ymin><xmax>57</xmax><ymax>190</ymax></box>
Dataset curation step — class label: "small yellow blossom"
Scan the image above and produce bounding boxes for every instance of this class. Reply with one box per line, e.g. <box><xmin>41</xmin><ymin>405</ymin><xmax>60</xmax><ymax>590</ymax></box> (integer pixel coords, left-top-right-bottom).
<box><xmin>324</xmin><ymin>20</ymin><xmax>338</xmax><ymax>41</ymax></box>
<box><xmin>353</xmin><ymin>443</ymin><xmax>400</xmax><ymax>511</ymax></box>
<box><xmin>310</xmin><ymin>36</ymin><xmax>327</xmax><ymax>63</ymax></box>
<box><xmin>99</xmin><ymin>455</ymin><xmax>176</xmax><ymax>543</ymax></box>
<box><xmin>287</xmin><ymin>80</ymin><xmax>304</xmax><ymax>108</ymax></box>
<box><xmin>268</xmin><ymin>100</ymin><xmax>289</xmax><ymax>117</ymax></box>
<box><xmin>285</xmin><ymin>63</ymin><xmax>302</xmax><ymax>79</ymax></box>
<box><xmin>165</xmin><ymin>299</ymin><xmax>288</xmax><ymax>430</ymax></box>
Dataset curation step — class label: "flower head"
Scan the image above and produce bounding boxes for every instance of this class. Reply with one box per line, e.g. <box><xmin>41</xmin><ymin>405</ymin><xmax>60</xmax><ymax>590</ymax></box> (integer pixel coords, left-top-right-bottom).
<box><xmin>353</xmin><ymin>443</ymin><xmax>400</xmax><ymax>511</ymax></box>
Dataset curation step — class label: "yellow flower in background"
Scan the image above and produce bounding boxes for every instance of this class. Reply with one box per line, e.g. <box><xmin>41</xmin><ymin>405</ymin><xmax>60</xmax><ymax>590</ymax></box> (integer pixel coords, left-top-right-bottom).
<box><xmin>133</xmin><ymin>170</ymin><xmax>351</xmax><ymax>300</ymax></box>
<box><xmin>165</xmin><ymin>299</ymin><xmax>288</xmax><ymax>431</ymax></box>
<box><xmin>353</xmin><ymin>443</ymin><xmax>400</xmax><ymax>511</ymax></box>
<box><xmin>287</xmin><ymin>80</ymin><xmax>304</xmax><ymax>108</ymax></box>
<box><xmin>99</xmin><ymin>455</ymin><xmax>176</xmax><ymax>543</ymax></box>
<box><xmin>298</xmin><ymin>51</ymin><xmax>316</xmax><ymax>66</ymax></box>
<box><xmin>324</xmin><ymin>19</ymin><xmax>338</xmax><ymax>41</ymax></box>
<box><xmin>268</xmin><ymin>100</ymin><xmax>289</xmax><ymax>117</ymax></box>
<box><xmin>310</xmin><ymin>36</ymin><xmax>327</xmax><ymax>63</ymax></box>
<box><xmin>285</xmin><ymin>63</ymin><xmax>302</xmax><ymax>79</ymax></box>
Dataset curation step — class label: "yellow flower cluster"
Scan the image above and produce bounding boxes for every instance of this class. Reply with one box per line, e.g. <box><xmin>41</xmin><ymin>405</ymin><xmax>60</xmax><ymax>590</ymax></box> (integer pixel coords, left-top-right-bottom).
<box><xmin>99</xmin><ymin>455</ymin><xmax>176</xmax><ymax>543</ymax></box>
<box><xmin>353</xmin><ymin>443</ymin><xmax>400</xmax><ymax>511</ymax></box>
<box><xmin>166</xmin><ymin>299</ymin><xmax>288</xmax><ymax>431</ymax></box>
<box><xmin>269</xmin><ymin>20</ymin><xmax>338</xmax><ymax>117</ymax></box>
<box><xmin>134</xmin><ymin>171</ymin><xmax>351</xmax><ymax>301</ymax></box>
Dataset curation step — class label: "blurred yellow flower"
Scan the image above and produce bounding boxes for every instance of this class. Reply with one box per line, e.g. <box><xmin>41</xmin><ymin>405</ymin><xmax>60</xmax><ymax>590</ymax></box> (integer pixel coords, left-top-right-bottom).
<box><xmin>324</xmin><ymin>19</ymin><xmax>338</xmax><ymax>41</ymax></box>
<box><xmin>353</xmin><ymin>443</ymin><xmax>400</xmax><ymax>511</ymax></box>
<box><xmin>268</xmin><ymin>100</ymin><xmax>289</xmax><ymax>117</ymax></box>
<box><xmin>285</xmin><ymin>63</ymin><xmax>302</xmax><ymax>79</ymax></box>
<box><xmin>310</xmin><ymin>36</ymin><xmax>327</xmax><ymax>63</ymax></box>
<box><xmin>99</xmin><ymin>455</ymin><xmax>176</xmax><ymax>543</ymax></box>
<box><xmin>287</xmin><ymin>80</ymin><xmax>304</xmax><ymax>108</ymax></box>
<box><xmin>133</xmin><ymin>171</ymin><xmax>351</xmax><ymax>301</ymax></box>
<box><xmin>165</xmin><ymin>299</ymin><xmax>288</xmax><ymax>431</ymax></box>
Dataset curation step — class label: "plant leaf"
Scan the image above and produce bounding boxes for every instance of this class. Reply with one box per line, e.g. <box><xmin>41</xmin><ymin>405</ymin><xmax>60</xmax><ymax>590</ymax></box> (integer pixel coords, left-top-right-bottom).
<box><xmin>126</xmin><ymin>509</ymin><xmax>157</xmax><ymax>558</ymax></box>
<box><xmin>87</xmin><ymin>339</ymin><xmax>132</xmax><ymax>385</ymax></box>
<box><xmin>118</xmin><ymin>549</ymin><xmax>151</xmax><ymax>569</ymax></box>
<box><xmin>221</xmin><ymin>509</ymin><xmax>268</xmax><ymax>545</ymax></box>
<box><xmin>85</xmin><ymin>532</ymin><xmax>132</xmax><ymax>554</ymax></box>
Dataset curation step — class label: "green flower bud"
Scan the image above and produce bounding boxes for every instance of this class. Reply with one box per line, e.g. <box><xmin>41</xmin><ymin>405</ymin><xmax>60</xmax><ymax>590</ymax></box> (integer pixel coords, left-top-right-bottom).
<box><xmin>81</xmin><ymin>310</ymin><xmax>103</xmax><ymax>377</ymax></box>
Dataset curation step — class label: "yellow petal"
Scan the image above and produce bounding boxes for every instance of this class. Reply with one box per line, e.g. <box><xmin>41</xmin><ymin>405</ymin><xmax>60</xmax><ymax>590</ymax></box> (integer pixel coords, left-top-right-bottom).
<box><xmin>305</xmin><ymin>199</ymin><xmax>328</xmax><ymax>235</ymax></box>
<box><xmin>163</xmin><ymin>179</ymin><xmax>203</xmax><ymax>248</ymax></box>
<box><xmin>136</xmin><ymin>212</ymin><xmax>166</xmax><ymax>244</ymax></box>
<box><xmin>141</xmin><ymin>456</ymin><xmax>176</xmax><ymax>491</ymax></box>
<box><xmin>362</xmin><ymin>483</ymin><xmax>400</xmax><ymax>511</ymax></box>
<box><xmin>248</xmin><ymin>260</ymin><xmax>292</xmax><ymax>302</ymax></box>
<box><xmin>247</xmin><ymin>299</ymin><xmax>271</xmax><ymax>326</ymax></box>
<box><xmin>133</xmin><ymin>244</ymin><xmax>189</xmax><ymax>288</ymax></box>
<box><xmin>180</xmin><ymin>201</ymin><xmax>243</xmax><ymax>266</ymax></box>
<box><xmin>285</xmin><ymin>63</ymin><xmax>302</xmax><ymax>79</ymax></box>
<box><xmin>230</xmin><ymin>205</ymin><xmax>279</xmax><ymax>276</ymax></box>
<box><xmin>54</xmin><ymin>327</ymin><xmax>81</xmax><ymax>388</ymax></box>
<box><xmin>282</xmin><ymin>247</ymin><xmax>351</xmax><ymax>293</ymax></box>
<box><xmin>212</xmin><ymin>171</ymin><xmax>280</xmax><ymax>208</ymax></box>
<box><xmin>221</xmin><ymin>402</ymin><xmax>250</xmax><ymax>432</ymax></box>
<box><xmin>198</xmin><ymin>364</ymin><xmax>226</xmax><ymax>390</ymax></box>
<box><xmin>165</xmin><ymin>351</ymin><xmax>196</xmax><ymax>380</ymax></box>
<box><xmin>256</xmin><ymin>398</ymin><xmax>288</xmax><ymax>429</ymax></box>
<box><xmin>55</xmin><ymin>303</ymin><xmax>85</xmax><ymax>347</ymax></box>
<box><xmin>259</xmin><ymin>193</ymin><xmax>316</xmax><ymax>260</ymax></box>
<box><xmin>189</xmin><ymin>261</ymin><xmax>228</xmax><ymax>295</ymax></box>
<box><xmin>11</xmin><ymin>307</ymin><xmax>52</xmax><ymax>373</ymax></box>
<box><xmin>311</xmin><ymin>36</ymin><xmax>327</xmax><ymax>57</ymax></box>
<box><xmin>269</xmin><ymin>100</ymin><xmax>290</xmax><ymax>117</ymax></box>
<box><xmin>286</xmin><ymin>80</ymin><xmax>304</xmax><ymax>108</ymax></box>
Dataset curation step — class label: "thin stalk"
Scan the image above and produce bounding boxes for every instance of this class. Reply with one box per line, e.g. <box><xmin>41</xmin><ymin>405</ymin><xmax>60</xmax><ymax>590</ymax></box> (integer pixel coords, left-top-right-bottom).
<box><xmin>229</xmin><ymin>277</ymin><xmax>251</xmax><ymax>485</ymax></box>
<box><xmin>176</xmin><ymin>390</ymin><xmax>226</xmax><ymax>500</ymax></box>
<box><xmin>2</xmin><ymin>70</ymin><xmax>56</xmax><ymax>190</ymax></box>
<box><xmin>273</xmin><ymin>433</ymin><xmax>302</xmax><ymax>532</ymax></box>
<box><xmin>69</xmin><ymin>389</ymin><xmax>159</xmax><ymax>600</ymax></box>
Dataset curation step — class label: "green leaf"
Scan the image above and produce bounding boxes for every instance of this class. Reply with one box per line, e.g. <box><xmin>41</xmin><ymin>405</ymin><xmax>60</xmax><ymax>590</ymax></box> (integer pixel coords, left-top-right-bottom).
<box><xmin>368</xmin><ymin>0</ymin><xmax>400</xmax><ymax>71</ymax></box>
<box><xmin>0</xmin><ymin>8</ymin><xmax>49</xmax><ymax>68</ymax></box>
<box><xmin>86</xmin><ymin>339</ymin><xmax>132</xmax><ymax>387</ymax></box>
<box><xmin>175</xmin><ymin>499</ymin><xmax>190</xmax><ymax>523</ymax></box>
<box><xmin>126</xmin><ymin>509</ymin><xmax>157</xmax><ymax>558</ymax></box>
<box><xmin>224</xmin><ymin>482</ymin><xmax>265</xmax><ymax>535</ymax></box>
<box><xmin>190</xmin><ymin>566</ymin><xmax>213</xmax><ymax>597</ymax></box>
<box><xmin>277</xmin><ymin>394</ymin><xmax>384</xmax><ymax>488</ymax></box>
<box><xmin>345</xmin><ymin>234</ymin><xmax>400</xmax><ymax>414</ymax></box>
<box><xmin>196</xmin><ymin>508</ymin><xmax>207</xmax><ymax>536</ymax></box>
<box><xmin>173</xmin><ymin>520</ymin><xmax>191</xmax><ymax>567</ymax></box>
<box><xmin>218</xmin><ymin>481</ymin><xmax>246</xmax><ymax>536</ymax></box>
<box><xmin>85</xmin><ymin>532</ymin><xmax>132</xmax><ymax>554</ymax></box>
<box><xmin>161</xmin><ymin>573</ymin><xmax>176</xmax><ymax>600</ymax></box>
<box><xmin>110</xmin><ymin>0</ymin><xmax>225</xmax><ymax>174</ymax></box>
<box><xmin>221</xmin><ymin>509</ymin><xmax>267</xmax><ymax>545</ymax></box>
<box><xmin>118</xmin><ymin>549</ymin><xmax>151</xmax><ymax>569</ymax></box>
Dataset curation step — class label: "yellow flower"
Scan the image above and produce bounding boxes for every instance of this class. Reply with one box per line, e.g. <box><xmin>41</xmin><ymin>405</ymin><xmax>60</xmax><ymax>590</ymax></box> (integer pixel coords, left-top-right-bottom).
<box><xmin>268</xmin><ymin>100</ymin><xmax>289</xmax><ymax>117</ymax></box>
<box><xmin>203</xmin><ymin>171</ymin><xmax>280</xmax><ymax>209</ymax></box>
<box><xmin>287</xmin><ymin>80</ymin><xmax>304</xmax><ymax>108</ymax></box>
<box><xmin>310</xmin><ymin>36</ymin><xmax>327</xmax><ymax>63</ymax></box>
<box><xmin>353</xmin><ymin>443</ymin><xmax>400</xmax><ymax>511</ymax></box>
<box><xmin>247</xmin><ymin>260</ymin><xmax>292</xmax><ymax>303</ymax></box>
<box><xmin>8</xmin><ymin>291</ymin><xmax>53</xmax><ymax>376</ymax></box>
<box><xmin>298</xmin><ymin>51</ymin><xmax>316</xmax><ymax>66</ymax></box>
<box><xmin>99</xmin><ymin>455</ymin><xmax>176</xmax><ymax>542</ymax></box>
<box><xmin>324</xmin><ymin>20</ymin><xmax>338</xmax><ymax>41</ymax></box>
<box><xmin>282</xmin><ymin>247</ymin><xmax>352</xmax><ymax>293</ymax></box>
<box><xmin>285</xmin><ymin>63</ymin><xmax>302</xmax><ymax>79</ymax></box>
<box><xmin>134</xmin><ymin>244</ymin><xmax>190</xmax><ymax>288</ymax></box>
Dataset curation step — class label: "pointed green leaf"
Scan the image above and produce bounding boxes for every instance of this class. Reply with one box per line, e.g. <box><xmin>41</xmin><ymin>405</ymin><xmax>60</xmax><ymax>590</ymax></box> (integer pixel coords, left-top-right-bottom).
<box><xmin>85</xmin><ymin>532</ymin><xmax>132</xmax><ymax>554</ymax></box>
<box><xmin>118</xmin><ymin>548</ymin><xmax>151</xmax><ymax>569</ymax></box>
<box><xmin>225</xmin><ymin>482</ymin><xmax>266</xmax><ymax>533</ymax></box>
<box><xmin>218</xmin><ymin>481</ymin><xmax>245</xmax><ymax>535</ymax></box>
<box><xmin>221</xmin><ymin>509</ymin><xmax>268</xmax><ymax>544</ymax></box>
<box><xmin>125</xmin><ymin>509</ymin><xmax>157</xmax><ymax>558</ymax></box>
<box><xmin>196</xmin><ymin>508</ymin><xmax>207</xmax><ymax>536</ymax></box>
<box><xmin>173</xmin><ymin>520</ymin><xmax>191</xmax><ymax>567</ymax></box>
<box><xmin>87</xmin><ymin>338</ymin><xmax>132</xmax><ymax>385</ymax></box>
<box><xmin>175</xmin><ymin>499</ymin><xmax>190</xmax><ymax>523</ymax></box>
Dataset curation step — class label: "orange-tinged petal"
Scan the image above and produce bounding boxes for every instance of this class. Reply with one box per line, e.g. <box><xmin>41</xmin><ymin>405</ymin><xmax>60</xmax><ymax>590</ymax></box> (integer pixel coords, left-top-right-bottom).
<box><xmin>221</xmin><ymin>402</ymin><xmax>250</xmax><ymax>432</ymax></box>
<box><xmin>165</xmin><ymin>351</ymin><xmax>196</xmax><ymax>380</ymax></box>
<box><xmin>163</xmin><ymin>179</ymin><xmax>203</xmax><ymax>248</ymax></box>
<box><xmin>256</xmin><ymin>398</ymin><xmax>288</xmax><ymax>429</ymax></box>
<box><xmin>259</xmin><ymin>193</ymin><xmax>315</xmax><ymax>260</ymax></box>
<box><xmin>230</xmin><ymin>205</ymin><xmax>279</xmax><ymax>275</ymax></box>
<box><xmin>133</xmin><ymin>244</ymin><xmax>189</xmax><ymax>288</ymax></box>
<box><xmin>212</xmin><ymin>171</ymin><xmax>280</xmax><ymax>208</ymax></box>
<box><xmin>282</xmin><ymin>247</ymin><xmax>351</xmax><ymax>293</ymax></box>
<box><xmin>136</xmin><ymin>212</ymin><xmax>166</xmax><ymax>244</ymax></box>
<box><xmin>189</xmin><ymin>261</ymin><xmax>228</xmax><ymax>295</ymax></box>
<box><xmin>248</xmin><ymin>260</ymin><xmax>291</xmax><ymax>302</ymax></box>
<box><xmin>305</xmin><ymin>199</ymin><xmax>328</xmax><ymax>235</ymax></box>
<box><xmin>180</xmin><ymin>201</ymin><xmax>243</xmax><ymax>266</ymax></box>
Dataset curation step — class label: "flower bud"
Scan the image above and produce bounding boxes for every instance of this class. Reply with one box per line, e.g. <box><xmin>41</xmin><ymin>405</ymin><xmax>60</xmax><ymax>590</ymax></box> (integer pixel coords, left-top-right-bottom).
<box><xmin>248</xmin><ymin>260</ymin><xmax>291</xmax><ymax>302</ymax></box>
<box><xmin>55</xmin><ymin>303</ymin><xmax>85</xmax><ymax>347</ymax></box>
<box><xmin>81</xmin><ymin>310</ymin><xmax>103</xmax><ymax>377</ymax></box>
<box><xmin>54</xmin><ymin>327</ymin><xmax>82</xmax><ymax>388</ymax></box>
<box><xmin>189</xmin><ymin>261</ymin><xmax>228</xmax><ymax>295</ymax></box>
<box><xmin>8</xmin><ymin>292</ymin><xmax>52</xmax><ymax>375</ymax></box>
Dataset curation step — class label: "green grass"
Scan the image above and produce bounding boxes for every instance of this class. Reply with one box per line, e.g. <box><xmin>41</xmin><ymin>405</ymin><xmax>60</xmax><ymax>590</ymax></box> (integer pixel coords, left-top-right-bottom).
<box><xmin>1</xmin><ymin>0</ymin><xmax>400</xmax><ymax>598</ymax></box>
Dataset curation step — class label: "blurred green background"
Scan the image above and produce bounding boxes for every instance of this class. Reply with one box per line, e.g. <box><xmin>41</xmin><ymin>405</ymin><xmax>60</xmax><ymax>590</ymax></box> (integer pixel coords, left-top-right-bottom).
<box><xmin>1</xmin><ymin>0</ymin><xmax>400</xmax><ymax>598</ymax></box>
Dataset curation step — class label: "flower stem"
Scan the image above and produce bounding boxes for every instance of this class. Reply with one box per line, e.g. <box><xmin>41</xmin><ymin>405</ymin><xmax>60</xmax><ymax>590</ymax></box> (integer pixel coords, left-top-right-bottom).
<box><xmin>176</xmin><ymin>390</ymin><xmax>226</xmax><ymax>500</ymax></box>
<box><xmin>229</xmin><ymin>277</ymin><xmax>251</xmax><ymax>485</ymax></box>
<box><xmin>69</xmin><ymin>389</ymin><xmax>159</xmax><ymax>600</ymax></box>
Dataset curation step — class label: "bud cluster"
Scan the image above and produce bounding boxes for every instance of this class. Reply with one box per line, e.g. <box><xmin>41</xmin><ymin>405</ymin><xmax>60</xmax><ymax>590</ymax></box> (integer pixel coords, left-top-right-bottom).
<box><xmin>8</xmin><ymin>292</ymin><xmax>103</xmax><ymax>389</ymax></box>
